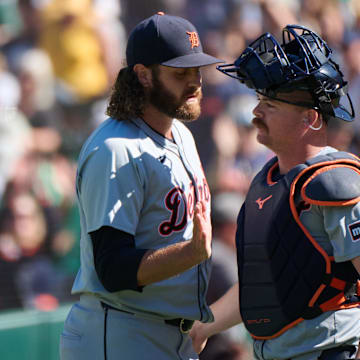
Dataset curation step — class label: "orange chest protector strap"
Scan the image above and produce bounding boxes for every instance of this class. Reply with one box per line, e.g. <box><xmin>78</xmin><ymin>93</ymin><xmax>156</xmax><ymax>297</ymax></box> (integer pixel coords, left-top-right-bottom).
<box><xmin>237</xmin><ymin>151</ymin><xmax>360</xmax><ymax>340</ymax></box>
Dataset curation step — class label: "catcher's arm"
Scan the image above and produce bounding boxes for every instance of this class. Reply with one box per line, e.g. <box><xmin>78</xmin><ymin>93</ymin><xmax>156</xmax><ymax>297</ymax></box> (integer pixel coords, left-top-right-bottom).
<box><xmin>190</xmin><ymin>283</ymin><xmax>242</xmax><ymax>354</ymax></box>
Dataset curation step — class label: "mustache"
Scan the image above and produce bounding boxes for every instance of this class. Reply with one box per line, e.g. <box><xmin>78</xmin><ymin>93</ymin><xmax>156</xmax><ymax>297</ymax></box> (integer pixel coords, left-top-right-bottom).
<box><xmin>252</xmin><ymin>117</ymin><xmax>267</xmax><ymax>129</ymax></box>
<box><xmin>183</xmin><ymin>88</ymin><xmax>202</xmax><ymax>99</ymax></box>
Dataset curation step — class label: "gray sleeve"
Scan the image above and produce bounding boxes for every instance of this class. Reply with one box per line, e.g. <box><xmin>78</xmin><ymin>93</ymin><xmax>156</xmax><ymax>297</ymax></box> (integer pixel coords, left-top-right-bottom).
<box><xmin>79</xmin><ymin>141</ymin><xmax>144</xmax><ymax>235</ymax></box>
<box><xmin>323</xmin><ymin>202</ymin><xmax>360</xmax><ymax>262</ymax></box>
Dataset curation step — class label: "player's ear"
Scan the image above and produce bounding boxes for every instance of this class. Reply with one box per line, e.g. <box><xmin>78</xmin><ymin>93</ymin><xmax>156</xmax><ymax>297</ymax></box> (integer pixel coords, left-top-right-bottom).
<box><xmin>302</xmin><ymin>109</ymin><xmax>319</xmax><ymax>128</ymax></box>
<box><xmin>133</xmin><ymin>64</ymin><xmax>152</xmax><ymax>88</ymax></box>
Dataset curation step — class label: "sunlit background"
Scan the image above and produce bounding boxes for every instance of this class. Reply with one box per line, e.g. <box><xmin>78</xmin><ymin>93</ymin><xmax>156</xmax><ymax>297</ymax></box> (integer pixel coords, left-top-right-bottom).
<box><xmin>0</xmin><ymin>0</ymin><xmax>360</xmax><ymax>359</ymax></box>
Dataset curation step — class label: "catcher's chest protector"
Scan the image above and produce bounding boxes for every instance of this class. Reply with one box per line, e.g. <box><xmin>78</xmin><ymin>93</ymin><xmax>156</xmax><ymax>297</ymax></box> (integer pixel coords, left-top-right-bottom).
<box><xmin>237</xmin><ymin>152</ymin><xmax>360</xmax><ymax>339</ymax></box>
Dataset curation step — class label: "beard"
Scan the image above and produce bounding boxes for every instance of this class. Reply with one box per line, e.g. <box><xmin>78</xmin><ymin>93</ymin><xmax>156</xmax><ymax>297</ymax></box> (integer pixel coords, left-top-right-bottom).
<box><xmin>148</xmin><ymin>71</ymin><xmax>202</xmax><ymax>122</ymax></box>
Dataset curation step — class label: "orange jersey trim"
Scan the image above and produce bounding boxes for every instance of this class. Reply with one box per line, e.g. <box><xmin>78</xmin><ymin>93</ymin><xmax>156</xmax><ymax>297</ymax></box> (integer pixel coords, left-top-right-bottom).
<box><xmin>251</xmin><ymin>317</ymin><xmax>304</xmax><ymax>340</ymax></box>
<box><xmin>290</xmin><ymin>164</ymin><xmax>332</xmax><ymax>273</ymax></box>
<box><xmin>266</xmin><ymin>161</ymin><xmax>279</xmax><ymax>186</ymax></box>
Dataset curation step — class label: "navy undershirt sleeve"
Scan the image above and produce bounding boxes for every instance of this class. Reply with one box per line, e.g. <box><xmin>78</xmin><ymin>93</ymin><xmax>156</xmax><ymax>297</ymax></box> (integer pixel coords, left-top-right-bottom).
<box><xmin>90</xmin><ymin>226</ymin><xmax>148</xmax><ymax>292</ymax></box>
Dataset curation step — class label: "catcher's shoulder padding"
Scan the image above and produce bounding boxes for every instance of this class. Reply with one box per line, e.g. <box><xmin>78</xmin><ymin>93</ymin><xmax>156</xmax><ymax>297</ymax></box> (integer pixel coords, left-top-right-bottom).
<box><xmin>301</xmin><ymin>163</ymin><xmax>360</xmax><ymax>206</ymax></box>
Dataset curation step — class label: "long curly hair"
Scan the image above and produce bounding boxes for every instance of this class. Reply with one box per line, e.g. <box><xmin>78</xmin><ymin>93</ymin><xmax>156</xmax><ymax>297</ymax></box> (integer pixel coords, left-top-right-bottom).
<box><xmin>106</xmin><ymin>66</ymin><xmax>147</xmax><ymax>121</ymax></box>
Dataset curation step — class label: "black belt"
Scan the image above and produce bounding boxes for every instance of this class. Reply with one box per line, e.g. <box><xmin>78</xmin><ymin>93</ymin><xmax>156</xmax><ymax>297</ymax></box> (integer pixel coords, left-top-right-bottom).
<box><xmin>100</xmin><ymin>302</ymin><xmax>194</xmax><ymax>334</ymax></box>
<box><xmin>318</xmin><ymin>345</ymin><xmax>357</xmax><ymax>360</ymax></box>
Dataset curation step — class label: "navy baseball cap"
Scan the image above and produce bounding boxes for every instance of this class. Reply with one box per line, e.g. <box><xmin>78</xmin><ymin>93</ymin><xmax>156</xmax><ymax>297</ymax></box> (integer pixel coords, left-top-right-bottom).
<box><xmin>126</xmin><ymin>12</ymin><xmax>223</xmax><ymax>68</ymax></box>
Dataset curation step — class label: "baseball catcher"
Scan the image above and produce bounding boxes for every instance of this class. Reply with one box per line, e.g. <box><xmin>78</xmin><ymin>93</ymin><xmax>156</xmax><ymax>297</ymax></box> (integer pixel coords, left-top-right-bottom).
<box><xmin>191</xmin><ymin>24</ymin><xmax>360</xmax><ymax>360</ymax></box>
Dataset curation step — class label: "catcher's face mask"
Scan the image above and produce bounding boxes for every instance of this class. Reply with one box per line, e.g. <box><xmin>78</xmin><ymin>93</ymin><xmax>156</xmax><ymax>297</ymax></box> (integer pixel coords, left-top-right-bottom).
<box><xmin>217</xmin><ymin>25</ymin><xmax>355</xmax><ymax>122</ymax></box>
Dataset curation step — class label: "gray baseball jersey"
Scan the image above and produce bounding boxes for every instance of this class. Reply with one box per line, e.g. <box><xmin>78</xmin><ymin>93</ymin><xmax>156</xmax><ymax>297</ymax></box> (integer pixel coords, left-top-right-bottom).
<box><xmin>253</xmin><ymin>147</ymin><xmax>360</xmax><ymax>360</ymax></box>
<box><xmin>71</xmin><ymin>116</ymin><xmax>213</xmax><ymax>322</ymax></box>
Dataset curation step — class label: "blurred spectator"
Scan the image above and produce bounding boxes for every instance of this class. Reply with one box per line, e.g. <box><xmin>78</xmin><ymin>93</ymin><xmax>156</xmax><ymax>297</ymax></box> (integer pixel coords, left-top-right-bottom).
<box><xmin>226</xmin><ymin>1</ymin><xmax>263</xmax><ymax>44</ymax></box>
<box><xmin>350</xmin><ymin>0</ymin><xmax>360</xmax><ymax>30</ymax></box>
<box><xmin>0</xmin><ymin>7</ymin><xmax>357</xmax><ymax>360</ymax></box>
<box><xmin>327</xmin><ymin>118</ymin><xmax>355</xmax><ymax>152</ymax></box>
<box><xmin>92</xmin><ymin>0</ymin><xmax>127</xmax><ymax>84</ymax></box>
<box><xmin>318</xmin><ymin>1</ymin><xmax>346</xmax><ymax>66</ymax></box>
<box><xmin>0</xmin><ymin>54</ymin><xmax>32</xmax><ymax>200</ymax></box>
<box><xmin>0</xmin><ymin>189</ymin><xmax>59</xmax><ymax>310</ymax></box>
<box><xmin>207</xmin><ymin>192</ymin><xmax>242</xmax><ymax>304</ymax></box>
<box><xmin>186</xmin><ymin>42</ymin><xmax>251</xmax><ymax>169</ymax></box>
<box><xmin>344</xmin><ymin>35</ymin><xmax>360</xmax><ymax>127</ymax></box>
<box><xmin>1</xmin><ymin>0</ymin><xmax>42</xmax><ymax>73</ymax></box>
<box><xmin>0</xmin><ymin>0</ymin><xmax>22</xmax><ymax>47</ymax></box>
<box><xmin>2</xmin><ymin>109</ymin><xmax>81</xmax><ymax>304</ymax></box>
<box><xmin>16</xmin><ymin>48</ymin><xmax>55</xmax><ymax>118</ymax></box>
<box><xmin>299</xmin><ymin>0</ymin><xmax>325</xmax><ymax>32</ymax></box>
<box><xmin>39</xmin><ymin>0</ymin><xmax>110</xmax><ymax>104</ymax></box>
<box><xmin>50</xmin><ymin>203</ymin><xmax>80</xmax><ymax>296</ymax></box>
<box><xmin>207</xmin><ymin>94</ymin><xmax>272</xmax><ymax>195</ymax></box>
<box><xmin>9</xmin><ymin>112</ymin><xmax>76</xmax><ymax>213</ymax></box>
<box><xmin>253</xmin><ymin>0</ymin><xmax>298</xmax><ymax>37</ymax></box>
<box><xmin>185</xmin><ymin>0</ymin><xmax>233</xmax><ymax>34</ymax></box>
<box><xmin>121</xmin><ymin>0</ymin><xmax>173</xmax><ymax>33</ymax></box>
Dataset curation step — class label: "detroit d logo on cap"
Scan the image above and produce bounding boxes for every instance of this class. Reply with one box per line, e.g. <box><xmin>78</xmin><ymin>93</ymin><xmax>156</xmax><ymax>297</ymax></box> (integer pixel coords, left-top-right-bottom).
<box><xmin>349</xmin><ymin>220</ymin><xmax>360</xmax><ymax>242</ymax></box>
<box><xmin>186</xmin><ymin>31</ymin><xmax>199</xmax><ymax>49</ymax></box>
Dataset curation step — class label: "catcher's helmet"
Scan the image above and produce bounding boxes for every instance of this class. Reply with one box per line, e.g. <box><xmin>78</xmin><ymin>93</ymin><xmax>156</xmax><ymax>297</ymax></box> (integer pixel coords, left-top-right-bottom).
<box><xmin>217</xmin><ymin>25</ymin><xmax>354</xmax><ymax>122</ymax></box>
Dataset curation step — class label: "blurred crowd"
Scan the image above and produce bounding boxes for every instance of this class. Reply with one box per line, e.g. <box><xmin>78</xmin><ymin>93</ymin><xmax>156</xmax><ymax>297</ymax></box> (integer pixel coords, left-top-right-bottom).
<box><xmin>1</xmin><ymin>0</ymin><xmax>360</xmax><ymax>358</ymax></box>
